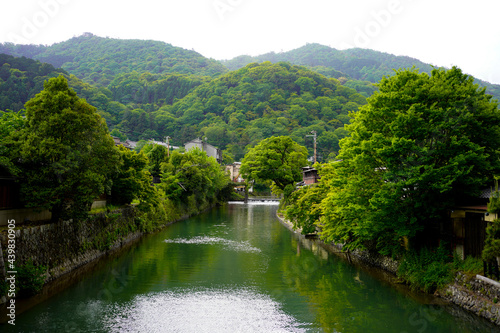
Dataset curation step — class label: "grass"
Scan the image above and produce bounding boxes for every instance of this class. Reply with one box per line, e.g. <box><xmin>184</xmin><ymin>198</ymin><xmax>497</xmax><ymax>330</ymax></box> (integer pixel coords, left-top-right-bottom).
<box><xmin>397</xmin><ymin>244</ymin><xmax>484</xmax><ymax>293</ymax></box>
<box><xmin>89</xmin><ymin>204</ymin><xmax>123</xmax><ymax>215</ymax></box>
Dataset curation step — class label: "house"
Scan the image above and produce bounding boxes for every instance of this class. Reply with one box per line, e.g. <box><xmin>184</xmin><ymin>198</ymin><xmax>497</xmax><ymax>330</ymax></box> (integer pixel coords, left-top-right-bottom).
<box><xmin>226</xmin><ymin>162</ymin><xmax>243</xmax><ymax>183</ymax></box>
<box><xmin>296</xmin><ymin>166</ymin><xmax>320</xmax><ymax>187</ymax></box>
<box><xmin>448</xmin><ymin>189</ymin><xmax>494</xmax><ymax>259</ymax></box>
<box><xmin>184</xmin><ymin>138</ymin><xmax>222</xmax><ymax>164</ymax></box>
<box><xmin>112</xmin><ymin>136</ymin><xmax>134</xmax><ymax>149</ymax></box>
<box><xmin>147</xmin><ymin>139</ymin><xmax>179</xmax><ymax>150</ymax></box>
<box><xmin>225</xmin><ymin>162</ymin><xmax>247</xmax><ymax>193</ymax></box>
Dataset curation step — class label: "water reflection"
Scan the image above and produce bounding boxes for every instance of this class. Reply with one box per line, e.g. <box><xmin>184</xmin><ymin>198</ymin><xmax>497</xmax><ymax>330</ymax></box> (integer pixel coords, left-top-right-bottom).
<box><xmin>164</xmin><ymin>236</ymin><xmax>262</xmax><ymax>253</ymax></box>
<box><xmin>103</xmin><ymin>287</ymin><xmax>308</xmax><ymax>333</ymax></box>
<box><xmin>1</xmin><ymin>204</ymin><xmax>499</xmax><ymax>332</ymax></box>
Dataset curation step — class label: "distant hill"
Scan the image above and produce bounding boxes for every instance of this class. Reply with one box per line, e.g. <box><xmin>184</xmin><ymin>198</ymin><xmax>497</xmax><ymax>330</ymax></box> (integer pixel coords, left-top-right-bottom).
<box><xmin>222</xmin><ymin>43</ymin><xmax>500</xmax><ymax>102</ymax></box>
<box><xmin>0</xmin><ymin>53</ymin><xmax>67</xmax><ymax>111</ymax></box>
<box><xmin>144</xmin><ymin>62</ymin><xmax>368</xmax><ymax>160</ymax></box>
<box><xmin>0</xmin><ymin>53</ymin><xmax>131</xmax><ymax>125</ymax></box>
<box><xmin>0</xmin><ymin>33</ymin><xmax>228</xmax><ymax>86</ymax></box>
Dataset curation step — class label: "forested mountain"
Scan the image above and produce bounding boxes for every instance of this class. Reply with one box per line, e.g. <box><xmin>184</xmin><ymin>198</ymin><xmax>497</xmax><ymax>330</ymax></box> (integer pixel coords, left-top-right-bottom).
<box><xmin>0</xmin><ymin>33</ymin><xmax>227</xmax><ymax>86</ymax></box>
<box><xmin>222</xmin><ymin>43</ymin><xmax>500</xmax><ymax>102</ymax></box>
<box><xmin>0</xmin><ymin>54</ymin><xmax>67</xmax><ymax>111</ymax></box>
<box><xmin>0</xmin><ymin>52</ymin><xmax>366</xmax><ymax>160</ymax></box>
<box><xmin>0</xmin><ymin>53</ymin><xmax>133</xmax><ymax>124</ymax></box>
<box><xmin>140</xmin><ymin>61</ymin><xmax>367</xmax><ymax>161</ymax></box>
<box><xmin>223</xmin><ymin>44</ymin><xmax>434</xmax><ymax>81</ymax></box>
<box><xmin>2</xmin><ymin>35</ymin><xmax>499</xmax><ymax>163</ymax></box>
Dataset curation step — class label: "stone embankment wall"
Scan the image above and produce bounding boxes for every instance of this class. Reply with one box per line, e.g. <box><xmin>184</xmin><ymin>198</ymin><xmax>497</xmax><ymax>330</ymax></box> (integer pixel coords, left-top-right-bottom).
<box><xmin>440</xmin><ymin>273</ymin><xmax>500</xmax><ymax>325</ymax></box>
<box><xmin>0</xmin><ymin>205</ymin><xmax>199</xmax><ymax>304</ymax></box>
<box><xmin>0</xmin><ymin>207</ymin><xmax>141</xmax><ymax>285</ymax></box>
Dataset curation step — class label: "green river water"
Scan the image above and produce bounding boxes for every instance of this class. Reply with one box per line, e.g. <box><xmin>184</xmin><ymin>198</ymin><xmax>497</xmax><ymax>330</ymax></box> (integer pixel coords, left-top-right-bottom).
<box><xmin>2</xmin><ymin>202</ymin><xmax>499</xmax><ymax>332</ymax></box>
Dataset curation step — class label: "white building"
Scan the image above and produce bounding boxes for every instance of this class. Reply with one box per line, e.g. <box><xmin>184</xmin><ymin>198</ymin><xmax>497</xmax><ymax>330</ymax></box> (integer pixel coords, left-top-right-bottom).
<box><xmin>184</xmin><ymin>138</ymin><xmax>222</xmax><ymax>164</ymax></box>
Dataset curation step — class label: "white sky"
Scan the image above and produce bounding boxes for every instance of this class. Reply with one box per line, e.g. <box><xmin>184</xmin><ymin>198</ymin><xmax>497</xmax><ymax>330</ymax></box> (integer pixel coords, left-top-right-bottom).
<box><xmin>1</xmin><ymin>0</ymin><xmax>499</xmax><ymax>84</ymax></box>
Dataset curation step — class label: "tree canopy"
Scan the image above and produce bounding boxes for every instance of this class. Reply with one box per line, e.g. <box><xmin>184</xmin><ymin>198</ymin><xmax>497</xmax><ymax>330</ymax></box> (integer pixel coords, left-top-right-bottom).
<box><xmin>222</xmin><ymin>43</ymin><xmax>500</xmax><ymax>102</ymax></box>
<box><xmin>240</xmin><ymin>136</ymin><xmax>308</xmax><ymax>195</ymax></box>
<box><xmin>161</xmin><ymin>148</ymin><xmax>229</xmax><ymax>207</ymax></box>
<box><xmin>13</xmin><ymin>75</ymin><xmax>119</xmax><ymax>222</ymax></box>
<box><xmin>314</xmin><ymin>67</ymin><xmax>500</xmax><ymax>255</ymax></box>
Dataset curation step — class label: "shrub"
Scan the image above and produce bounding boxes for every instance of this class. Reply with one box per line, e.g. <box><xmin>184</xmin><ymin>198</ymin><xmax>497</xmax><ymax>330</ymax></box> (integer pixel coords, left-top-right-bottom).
<box><xmin>453</xmin><ymin>255</ymin><xmax>483</xmax><ymax>276</ymax></box>
<box><xmin>398</xmin><ymin>244</ymin><xmax>453</xmax><ymax>293</ymax></box>
<box><xmin>17</xmin><ymin>259</ymin><xmax>46</xmax><ymax>297</ymax></box>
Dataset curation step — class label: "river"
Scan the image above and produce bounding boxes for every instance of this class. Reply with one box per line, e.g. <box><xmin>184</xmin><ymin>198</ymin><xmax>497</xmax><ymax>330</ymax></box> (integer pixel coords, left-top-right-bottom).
<box><xmin>1</xmin><ymin>202</ymin><xmax>499</xmax><ymax>332</ymax></box>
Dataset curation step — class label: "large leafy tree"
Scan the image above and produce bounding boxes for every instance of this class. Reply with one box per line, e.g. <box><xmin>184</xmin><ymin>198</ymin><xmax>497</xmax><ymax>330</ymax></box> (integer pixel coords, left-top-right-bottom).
<box><xmin>109</xmin><ymin>145</ymin><xmax>157</xmax><ymax>211</ymax></box>
<box><xmin>0</xmin><ymin>110</ymin><xmax>26</xmax><ymax>175</ymax></box>
<box><xmin>320</xmin><ymin>67</ymin><xmax>500</xmax><ymax>255</ymax></box>
<box><xmin>14</xmin><ymin>75</ymin><xmax>119</xmax><ymax>222</ymax></box>
<box><xmin>161</xmin><ymin>148</ymin><xmax>229</xmax><ymax>206</ymax></box>
<box><xmin>141</xmin><ymin>142</ymin><xmax>169</xmax><ymax>179</ymax></box>
<box><xmin>240</xmin><ymin>136</ymin><xmax>308</xmax><ymax>195</ymax></box>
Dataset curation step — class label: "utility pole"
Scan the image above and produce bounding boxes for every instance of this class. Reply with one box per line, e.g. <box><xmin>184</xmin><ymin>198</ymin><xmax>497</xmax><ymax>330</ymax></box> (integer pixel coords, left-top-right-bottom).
<box><xmin>306</xmin><ymin>131</ymin><xmax>317</xmax><ymax>164</ymax></box>
<box><xmin>165</xmin><ymin>136</ymin><xmax>171</xmax><ymax>158</ymax></box>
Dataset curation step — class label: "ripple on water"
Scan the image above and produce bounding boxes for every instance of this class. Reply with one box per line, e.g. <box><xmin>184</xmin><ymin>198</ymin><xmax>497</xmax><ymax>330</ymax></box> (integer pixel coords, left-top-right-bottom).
<box><xmin>102</xmin><ymin>288</ymin><xmax>308</xmax><ymax>333</ymax></box>
<box><xmin>164</xmin><ymin>236</ymin><xmax>262</xmax><ymax>253</ymax></box>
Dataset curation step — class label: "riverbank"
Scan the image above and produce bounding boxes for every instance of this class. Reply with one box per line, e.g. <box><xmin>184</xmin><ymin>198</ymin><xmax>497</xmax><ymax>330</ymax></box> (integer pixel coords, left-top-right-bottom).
<box><xmin>276</xmin><ymin>213</ymin><xmax>500</xmax><ymax>326</ymax></box>
<box><xmin>0</xmin><ymin>201</ymin><xmax>214</xmax><ymax>306</ymax></box>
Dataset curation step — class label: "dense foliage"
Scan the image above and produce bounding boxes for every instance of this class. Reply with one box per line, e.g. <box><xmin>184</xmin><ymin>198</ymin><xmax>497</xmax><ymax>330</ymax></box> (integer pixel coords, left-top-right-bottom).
<box><xmin>284</xmin><ymin>163</ymin><xmax>334</xmax><ymax>234</ymax></box>
<box><xmin>160</xmin><ymin>148</ymin><xmax>229</xmax><ymax>207</ymax></box>
<box><xmin>222</xmin><ymin>43</ymin><xmax>500</xmax><ymax>102</ymax></box>
<box><xmin>109</xmin><ymin>145</ymin><xmax>157</xmax><ymax>211</ymax></box>
<box><xmin>16</xmin><ymin>259</ymin><xmax>47</xmax><ymax>297</ymax></box>
<box><xmin>0</xmin><ymin>110</ymin><xmax>25</xmax><ymax>176</ymax></box>
<box><xmin>286</xmin><ymin>67</ymin><xmax>500</xmax><ymax>256</ymax></box>
<box><xmin>323</xmin><ymin>67</ymin><xmax>500</xmax><ymax>255</ymax></box>
<box><xmin>9</xmin><ymin>76</ymin><xmax>120</xmax><ymax>222</ymax></box>
<box><xmin>1</xmin><ymin>33</ymin><xmax>227</xmax><ymax>85</ymax></box>
<box><xmin>222</xmin><ymin>44</ymin><xmax>433</xmax><ymax>82</ymax></box>
<box><xmin>0</xmin><ymin>74</ymin><xmax>232</xmax><ymax>226</ymax></box>
<box><xmin>0</xmin><ymin>53</ymin><xmax>67</xmax><ymax>111</ymax></box>
<box><xmin>152</xmin><ymin>61</ymin><xmax>366</xmax><ymax>160</ymax></box>
<box><xmin>240</xmin><ymin>136</ymin><xmax>308</xmax><ymax>196</ymax></box>
<box><xmin>108</xmin><ymin>71</ymin><xmax>210</xmax><ymax>109</ymax></box>
<box><xmin>483</xmin><ymin>179</ymin><xmax>500</xmax><ymax>262</ymax></box>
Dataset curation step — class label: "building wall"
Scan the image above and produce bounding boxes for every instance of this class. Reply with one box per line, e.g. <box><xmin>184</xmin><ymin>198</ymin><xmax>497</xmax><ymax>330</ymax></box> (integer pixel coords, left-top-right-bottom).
<box><xmin>185</xmin><ymin>138</ymin><xmax>222</xmax><ymax>163</ymax></box>
<box><xmin>450</xmin><ymin>209</ymin><xmax>492</xmax><ymax>259</ymax></box>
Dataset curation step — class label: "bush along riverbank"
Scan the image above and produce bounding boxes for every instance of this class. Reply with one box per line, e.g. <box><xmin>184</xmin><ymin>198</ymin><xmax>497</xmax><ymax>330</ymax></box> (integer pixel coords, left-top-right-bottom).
<box><xmin>277</xmin><ymin>213</ymin><xmax>500</xmax><ymax>325</ymax></box>
<box><xmin>0</xmin><ymin>195</ymin><xmax>219</xmax><ymax>304</ymax></box>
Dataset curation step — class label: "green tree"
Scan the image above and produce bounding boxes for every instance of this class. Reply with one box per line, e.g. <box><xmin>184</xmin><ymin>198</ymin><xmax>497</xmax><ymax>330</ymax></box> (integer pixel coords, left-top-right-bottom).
<box><xmin>14</xmin><ymin>76</ymin><xmax>119</xmax><ymax>222</ymax></box>
<box><xmin>0</xmin><ymin>110</ymin><xmax>26</xmax><ymax>175</ymax></box>
<box><xmin>320</xmin><ymin>67</ymin><xmax>500</xmax><ymax>255</ymax></box>
<box><xmin>240</xmin><ymin>136</ymin><xmax>308</xmax><ymax>195</ymax></box>
<box><xmin>109</xmin><ymin>145</ymin><xmax>156</xmax><ymax>211</ymax></box>
<box><xmin>110</xmin><ymin>128</ymin><xmax>127</xmax><ymax>141</ymax></box>
<box><xmin>142</xmin><ymin>142</ymin><xmax>169</xmax><ymax>178</ymax></box>
<box><xmin>161</xmin><ymin>148</ymin><xmax>229</xmax><ymax>206</ymax></box>
<box><xmin>483</xmin><ymin>178</ymin><xmax>500</xmax><ymax>262</ymax></box>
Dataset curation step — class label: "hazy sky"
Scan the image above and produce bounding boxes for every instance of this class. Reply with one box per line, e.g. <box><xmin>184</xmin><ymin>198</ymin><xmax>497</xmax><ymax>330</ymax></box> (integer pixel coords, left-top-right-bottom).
<box><xmin>1</xmin><ymin>0</ymin><xmax>499</xmax><ymax>84</ymax></box>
